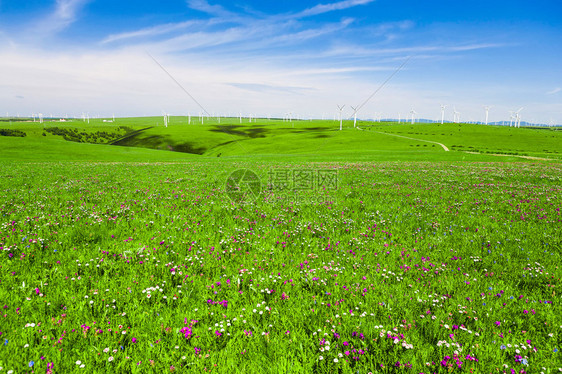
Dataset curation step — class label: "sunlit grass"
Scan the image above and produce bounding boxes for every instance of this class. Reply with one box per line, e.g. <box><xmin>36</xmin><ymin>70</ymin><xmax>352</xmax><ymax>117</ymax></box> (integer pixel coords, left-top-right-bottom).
<box><xmin>0</xmin><ymin>161</ymin><xmax>560</xmax><ymax>373</ymax></box>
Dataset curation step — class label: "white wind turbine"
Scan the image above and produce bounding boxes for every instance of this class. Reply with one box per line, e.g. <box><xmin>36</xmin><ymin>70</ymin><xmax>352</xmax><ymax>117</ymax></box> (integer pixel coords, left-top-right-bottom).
<box><xmin>440</xmin><ymin>104</ymin><xmax>447</xmax><ymax>124</ymax></box>
<box><xmin>515</xmin><ymin>107</ymin><xmax>524</xmax><ymax>128</ymax></box>
<box><xmin>509</xmin><ymin>111</ymin><xmax>515</xmax><ymax>127</ymax></box>
<box><xmin>410</xmin><ymin>109</ymin><xmax>417</xmax><ymax>124</ymax></box>
<box><xmin>398</xmin><ymin>113</ymin><xmax>401</xmax><ymax>124</ymax></box>
<box><xmin>484</xmin><ymin>106</ymin><xmax>492</xmax><ymax>125</ymax></box>
<box><xmin>453</xmin><ymin>107</ymin><xmax>460</xmax><ymax>124</ymax></box>
<box><xmin>337</xmin><ymin>105</ymin><xmax>345</xmax><ymax>131</ymax></box>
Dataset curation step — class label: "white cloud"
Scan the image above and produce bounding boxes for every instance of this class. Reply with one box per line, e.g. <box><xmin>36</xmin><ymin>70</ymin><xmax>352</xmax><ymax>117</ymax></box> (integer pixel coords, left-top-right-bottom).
<box><xmin>41</xmin><ymin>0</ymin><xmax>90</xmax><ymax>34</ymax></box>
<box><xmin>295</xmin><ymin>0</ymin><xmax>375</xmax><ymax>18</ymax></box>
<box><xmin>101</xmin><ymin>21</ymin><xmax>203</xmax><ymax>44</ymax></box>
<box><xmin>546</xmin><ymin>87</ymin><xmax>560</xmax><ymax>95</ymax></box>
<box><xmin>186</xmin><ymin>0</ymin><xmax>239</xmax><ymax>18</ymax></box>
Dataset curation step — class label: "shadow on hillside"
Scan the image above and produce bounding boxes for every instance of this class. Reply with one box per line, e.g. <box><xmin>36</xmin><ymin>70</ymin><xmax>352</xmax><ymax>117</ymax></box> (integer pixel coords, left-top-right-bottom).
<box><xmin>210</xmin><ymin>125</ymin><xmax>270</xmax><ymax>138</ymax></box>
<box><xmin>112</xmin><ymin>132</ymin><xmax>206</xmax><ymax>155</ymax></box>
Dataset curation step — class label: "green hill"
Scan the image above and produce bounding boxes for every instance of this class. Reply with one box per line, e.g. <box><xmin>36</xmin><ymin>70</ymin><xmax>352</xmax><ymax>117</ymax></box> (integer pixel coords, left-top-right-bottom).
<box><xmin>0</xmin><ymin>117</ymin><xmax>560</xmax><ymax>162</ymax></box>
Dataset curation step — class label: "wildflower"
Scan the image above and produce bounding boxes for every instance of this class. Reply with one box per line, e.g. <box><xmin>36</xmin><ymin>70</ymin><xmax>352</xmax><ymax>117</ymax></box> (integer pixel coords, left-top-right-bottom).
<box><xmin>108</xmin><ymin>356</ymin><xmax>114</xmax><ymax>362</ymax></box>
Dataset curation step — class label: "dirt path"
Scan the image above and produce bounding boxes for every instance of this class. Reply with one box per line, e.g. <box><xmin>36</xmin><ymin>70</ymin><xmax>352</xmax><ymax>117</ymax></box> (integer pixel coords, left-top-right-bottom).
<box><xmin>356</xmin><ymin>127</ymin><xmax>449</xmax><ymax>151</ymax></box>
<box><xmin>463</xmin><ymin>151</ymin><xmax>555</xmax><ymax>161</ymax></box>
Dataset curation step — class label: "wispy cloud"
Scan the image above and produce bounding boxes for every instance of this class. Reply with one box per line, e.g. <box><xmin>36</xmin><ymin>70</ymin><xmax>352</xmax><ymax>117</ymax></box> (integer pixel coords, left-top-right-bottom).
<box><xmin>449</xmin><ymin>43</ymin><xmax>507</xmax><ymax>52</ymax></box>
<box><xmin>102</xmin><ymin>21</ymin><xmax>204</xmax><ymax>44</ymax></box>
<box><xmin>186</xmin><ymin>0</ymin><xmax>240</xmax><ymax>19</ymax></box>
<box><xmin>265</xmin><ymin>18</ymin><xmax>354</xmax><ymax>46</ymax></box>
<box><xmin>285</xmin><ymin>66</ymin><xmax>395</xmax><ymax>76</ymax></box>
<box><xmin>321</xmin><ymin>42</ymin><xmax>507</xmax><ymax>58</ymax></box>
<box><xmin>44</xmin><ymin>0</ymin><xmax>90</xmax><ymax>34</ymax></box>
<box><xmin>295</xmin><ymin>0</ymin><xmax>375</xmax><ymax>18</ymax></box>
<box><xmin>226</xmin><ymin>82</ymin><xmax>312</xmax><ymax>94</ymax></box>
<box><xmin>546</xmin><ymin>87</ymin><xmax>561</xmax><ymax>95</ymax></box>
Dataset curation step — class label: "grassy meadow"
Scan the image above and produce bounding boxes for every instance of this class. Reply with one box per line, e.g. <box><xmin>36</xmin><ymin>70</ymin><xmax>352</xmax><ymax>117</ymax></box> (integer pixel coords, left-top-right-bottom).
<box><xmin>0</xmin><ymin>116</ymin><xmax>560</xmax><ymax>161</ymax></box>
<box><xmin>0</xmin><ymin>117</ymin><xmax>561</xmax><ymax>373</ymax></box>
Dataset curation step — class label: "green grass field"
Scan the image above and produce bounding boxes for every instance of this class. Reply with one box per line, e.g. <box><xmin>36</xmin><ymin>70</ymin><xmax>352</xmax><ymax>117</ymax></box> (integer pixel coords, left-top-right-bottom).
<box><xmin>0</xmin><ymin>117</ymin><xmax>561</xmax><ymax>373</ymax></box>
<box><xmin>0</xmin><ymin>117</ymin><xmax>560</xmax><ymax>162</ymax></box>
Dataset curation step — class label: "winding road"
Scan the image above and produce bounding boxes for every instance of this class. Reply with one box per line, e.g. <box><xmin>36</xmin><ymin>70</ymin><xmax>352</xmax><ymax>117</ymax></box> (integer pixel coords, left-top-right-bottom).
<box><xmin>356</xmin><ymin>127</ymin><xmax>450</xmax><ymax>151</ymax></box>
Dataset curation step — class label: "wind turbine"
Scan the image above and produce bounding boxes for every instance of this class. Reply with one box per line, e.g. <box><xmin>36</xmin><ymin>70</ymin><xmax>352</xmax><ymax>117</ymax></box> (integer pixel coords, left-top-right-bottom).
<box><xmin>440</xmin><ymin>104</ymin><xmax>447</xmax><ymax>124</ymax></box>
<box><xmin>398</xmin><ymin>113</ymin><xmax>401</xmax><ymax>124</ymax></box>
<box><xmin>453</xmin><ymin>107</ymin><xmax>460</xmax><ymax>124</ymax></box>
<box><xmin>350</xmin><ymin>106</ymin><xmax>358</xmax><ymax>128</ymax></box>
<box><xmin>515</xmin><ymin>107</ymin><xmax>524</xmax><ymax>128</ymax></box>
<box><xmin>337</xmin><ymin>105</ymin><xmax>345</xmax><ymax>131</ymax></box>
<box><xmin>483</xmin><ymin>106</ymin><xmax>492</xmax><ymax>125</ymax></box>
<box><xmin>410</xmin><ymin>109</ymin><xmax>417</xmax><ymax>124</ymax></box>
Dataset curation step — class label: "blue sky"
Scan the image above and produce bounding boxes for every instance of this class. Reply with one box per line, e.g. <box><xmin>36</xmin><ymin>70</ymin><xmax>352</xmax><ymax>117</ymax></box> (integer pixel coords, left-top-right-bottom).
<box><xmin>1</xmin><ymin>0</ymin><xmax>561</xmax><ymax>124</ymax></box>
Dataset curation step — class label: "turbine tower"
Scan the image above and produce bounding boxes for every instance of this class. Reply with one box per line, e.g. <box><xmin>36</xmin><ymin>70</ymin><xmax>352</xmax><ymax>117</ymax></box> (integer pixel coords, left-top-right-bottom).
<box><xmin>484</xmin><ymin>106</ymin><xmax>492</xmax><ymax>125</ymax></box>
<box><xmin>440</xmin><ymin>104</ymin><xmax>447</xmax><ymax>124</ymax></box>
<box><xmin>337</xmin><ymin>105</ymin><xmax>345</xmax><ymax>131</ymax></box>
<box><xmin>453</xmin><ymin>108</ymin><xmax>460</xmax><ymax>124</ymax></box>
<box><xmin>515</xmin><ymin>107</ymin><xmax>524</xmax><ymax>128</ymax></box>
<box><xmin>410</xmin><ymin>109</ymin><xmax>416</xmax><ymax>124</ymax></box>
